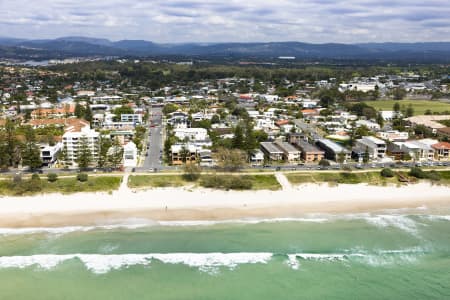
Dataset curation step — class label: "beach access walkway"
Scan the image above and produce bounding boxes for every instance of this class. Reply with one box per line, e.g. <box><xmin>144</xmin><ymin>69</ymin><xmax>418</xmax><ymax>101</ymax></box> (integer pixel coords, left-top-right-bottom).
<box><xmin>275</xmin><ymin>172</ymin><xmax>292</xmax><ymax>191</ymax></box>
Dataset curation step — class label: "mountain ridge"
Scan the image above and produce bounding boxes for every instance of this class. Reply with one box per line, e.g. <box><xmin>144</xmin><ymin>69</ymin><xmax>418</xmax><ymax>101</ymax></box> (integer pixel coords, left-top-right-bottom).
<box><xmin>1</xmin><ymin>36</ymin><xmax>450</xmax><ymax>62</ymax></box>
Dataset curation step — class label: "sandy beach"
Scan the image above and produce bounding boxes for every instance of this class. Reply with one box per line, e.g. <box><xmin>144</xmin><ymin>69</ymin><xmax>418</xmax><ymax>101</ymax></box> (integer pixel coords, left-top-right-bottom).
<box><xmin>1</xmin><ymin>182</ymin><xmax>450</xmax><ymax>228</ymax></box>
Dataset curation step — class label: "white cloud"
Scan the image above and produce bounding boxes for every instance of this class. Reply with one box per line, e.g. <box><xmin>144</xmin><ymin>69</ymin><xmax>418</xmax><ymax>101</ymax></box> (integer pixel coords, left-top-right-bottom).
<box><xmin>0</xmin><ymin>0</ymin><xmax>449</xmax><ymax>43</ymax></box>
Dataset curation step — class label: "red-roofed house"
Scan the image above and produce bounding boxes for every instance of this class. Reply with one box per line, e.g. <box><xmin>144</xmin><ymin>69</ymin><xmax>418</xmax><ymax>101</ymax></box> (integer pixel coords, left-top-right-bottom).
<box><xmin>432</xmin><ymin>142</ymin><xmax>450</xmax><ymax>160</ymax></box>
<box><xmin>275</xmin><ymin>119</ymin><xmax>289</xmax><ymax>127</ymax></box>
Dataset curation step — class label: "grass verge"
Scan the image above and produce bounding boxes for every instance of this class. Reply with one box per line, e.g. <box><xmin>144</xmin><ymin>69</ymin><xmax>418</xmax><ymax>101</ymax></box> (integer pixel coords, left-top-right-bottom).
<box><xmin>0</xmin><ymin>176</ymin><xmax>122</xmax><ymax>196</ymax></box>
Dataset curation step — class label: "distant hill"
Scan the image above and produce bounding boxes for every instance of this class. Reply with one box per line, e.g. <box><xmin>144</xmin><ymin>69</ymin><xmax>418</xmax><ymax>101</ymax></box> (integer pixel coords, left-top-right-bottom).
<box><xmin>1</xmin><ymin>36</ymin><xmax>450</xmax><ymax>62</ymax></box>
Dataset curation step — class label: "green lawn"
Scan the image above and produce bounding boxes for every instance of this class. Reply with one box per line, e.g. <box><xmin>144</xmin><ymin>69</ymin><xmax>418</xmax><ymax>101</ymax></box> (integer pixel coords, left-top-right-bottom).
<box><xmin>128</xmin><ymin>174</ymin><xmax>281</xmax><ymax>191</ymax></box>
<box><xmin>128</xmin><ymin>175</ymin><xmax>189</xmax><ymax>188</ymax></box>
<box><xmin>0</xmin><ymin>176</ymin><xmax>122</xmax><ymax>196</ymax></box>
<box><xmin>246</xmin><ymin>175</ymin><xmax>281</xmax><ymax>191</ymax></box>
<box><xmin>364</xmin><ymin>100</ymin><xmax>450</xmax><ymax>115</ymax></box>
<box><xmin>287</xmin><ymin>170</ymin><xmax>450</xmax><ymax>186</ymax></box>
<box><xmin>286</xmin><ymin>171</ymin><xmax>399</xmax><ymax>186</ymax></box>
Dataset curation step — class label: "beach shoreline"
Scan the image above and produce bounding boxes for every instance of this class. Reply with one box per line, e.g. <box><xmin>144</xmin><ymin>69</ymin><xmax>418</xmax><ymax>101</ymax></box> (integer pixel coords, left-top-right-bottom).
<box><xmin>1</xmin><ymin>182</ymin><xmax>450</xmax><ymax>228</ymax></box>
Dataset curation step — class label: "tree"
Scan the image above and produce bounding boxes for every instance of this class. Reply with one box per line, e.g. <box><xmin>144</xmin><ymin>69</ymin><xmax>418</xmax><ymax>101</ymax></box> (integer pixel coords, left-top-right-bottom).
<box><xmin>162</xmin><ymin>103</ymin><xmax>178</xmax><ymax>115</ymax></box>
<box><xmin>21</xmin><ymin>127</ymin><xmax>42</xmax><ymax>170</ymax></box>
<box><xmin>216</xmin><ymin>148</ymin><xmax>247</xmax><ymax>172</ymax></box>
<box><xmin>183</xmin><ymin>164</ymin><xmax>202</xmax><ymax>181</ymax></box>
<box><xmin>179</xmin><ymin>145</ymin><xmax>190</xmax><ymax>163</ymax></box>
<box><xmin>393</xmin><ymin>102</ymin><xmax>400</xmax><ymax>112</ymax></box>
<box><xmin>337</xmin><ymin>151</ymin><xmax>347</xmax><ymax>164</ymax></box>
<box><xmin>392</xmin><ymin>88</ymin><xmax>407</xmax><ymax>100</ymax></box>
<box><xmin>376</xmin><ymin>112</ymin><xmax>384</xmax><ymax>128</ymax></box>
<box><xmin>406</xmin><ymin>105</ymin><xmax>414</xmax><ymax>117</ymax></box>
<box><xmin>97</xmin><ymin>136</ymin><xmax>112</xmax><ymax>168</ymax></box>
<box><xmin>84</xmin><ymin>104</ymin><xmax>93</xmax><ymax>122</ymax></box>
<box><xmin>362</xmin><ymin>146</ymin><xmax>370</xmax><ymax>164</ymax></box>
<box><xmin>47</xmin><ymin>173</ymin><xmax>58</xmax><ymax>182</ymax></box>
<box><xmin>76</xmin><ymin>136</ymin><xmax>92</xmax><ymax>170</ymax></box>
<box><xmin>318</xmin><ymin>159</ymin><xmax>330</xmax><ymax>167</ymax></box>
<box><xmin>113</xmin><ymin>106</ymin><xmax>134</xmax><ymax>121</ymax></box>
<box><xmin>380</xmin><ymin>168</ymin><xmax>394</xmax><ymax>178</ymax></box>
<box><xmin>108</xmin><ymin>137</ymin><xmax>124</xmax><ymax>169</ymax></box>
<box><xmin>243</xmin><ymin>121</ymin><xmax>257</xmax><ymax>156</ymax></box>
<box><xmin>74</xmin><ymin>103</ymin><xmax>86</xmax><ymax>119</ymax></box>
<box><xmin>4</xmin><ymin>119</ymin><xmax>19</xmax><ymax>167</ymax></box>
<box><xmin>232</xmin><ymin>125</ymin><xmax>245</xmax><ymax>150</ymax></box>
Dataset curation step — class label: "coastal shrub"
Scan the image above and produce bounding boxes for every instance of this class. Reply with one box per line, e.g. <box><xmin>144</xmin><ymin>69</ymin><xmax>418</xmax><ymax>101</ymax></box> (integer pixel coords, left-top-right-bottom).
<box><xmin>182</xmin><ymin>164</ymin><xmax>202</xmax><ymax>181</ymax></box>
<box><xmin>318</xmin><ymin>159</ymin><xmax>330</xmax><ymax>167</ymax></box>
<box><xmin>77</xmin><ymin>173</ymin><xmax>88</xmax><ymax>182</ymax></box>
<box><xmin>28</xmin><ymin>174</ymin><xmax>42</xmax><ymax>192</ymax></box>
<box><xmin>200</xmin><ymin>175</ymin><xmax>253</xmax><ymax>190</ymax></box>
<box><xmin>224</xmin><ymin>176</ymin><xmax>253</xmax><ymax>190</ymax></box>
<box><xmin>380</xmin><ymin>168</ymin><xmax>395</xmax><ymax>178</ymax></box>
<box><xmin>12</xmin><ymin>173</ymin><xmax>22</xmax><ymax>184</ymax></box>
<box><xmin>337</xmin><ymin>172</ymin><xmax>361</xmax><ymax>184</ymax></box>
<box><xmin>31</xmin><ymin>174</ymin><xmax>40</xmax><ymax>181</ymax></box>
<box><xmin>427</xmin><ymin>170</ymin><xmax>441</xmax><ymax>181</ymax></box>
<box><xmin>409</xmin><ymin>167</ymin><xmax>427</xmax><ymax>179</ymax></box>
<box><xmin>47</xmin><ymin>173</ymin><xmax>58</xmax><ymax>182</ymax></box>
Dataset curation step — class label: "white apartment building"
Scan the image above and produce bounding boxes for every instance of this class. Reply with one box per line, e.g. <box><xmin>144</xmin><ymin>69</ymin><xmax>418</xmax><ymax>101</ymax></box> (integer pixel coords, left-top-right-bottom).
<box><xmin>355</xmin><ymin>136</ymin><xmax>387</xmax><ymax>159</ymax></box>
<box><xmin>62</xmin><ymin>126</ymin><xmax>100</xmax><ymax>166</ymax></box>
<box><xmin>123</xmin><ymin>141</ymin><xmax>138</xmax><ymax>167</ymax></box>
<box><xmin>121</xmin><ymin>114</ymin><xmax>143</xmax><ymax>124</ymax></box>
<box><xmin>40</xmin><ymin>142</ymin><xmax>63</xmax><ymax>166</ymax></box>
<box><xmin>377</xmin><ymin>130</ymin><xmax>409</xmax><ymax>142</ymax></box>
<box><xmin>174</xmin><ymin>127</ymin><xmax>209</xmax><ymax>141</ymax></box>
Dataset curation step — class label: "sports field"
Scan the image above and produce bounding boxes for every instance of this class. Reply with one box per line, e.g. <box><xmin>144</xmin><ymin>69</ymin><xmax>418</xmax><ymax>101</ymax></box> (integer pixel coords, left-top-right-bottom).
<box><xmin>364</xmin><ymin>100</ymin><xmax>450</xmax><ymax>115</ymax></box>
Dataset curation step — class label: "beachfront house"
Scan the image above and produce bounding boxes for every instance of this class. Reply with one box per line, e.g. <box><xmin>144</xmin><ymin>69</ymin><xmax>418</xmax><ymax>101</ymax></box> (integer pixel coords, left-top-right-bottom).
<box><xmin>260</xmin><ymin>142</ymin><xmax>283</xmax><ymax>161</ymax></box>
<box><xmin>315</xmin><ymin>139</ymin><xmax>351</xmax><ymax>162</ymax></box>
<box><xmin>274</xmin><ymin>140</ymin><xmax>301</xmax><ymax>162</ymax></box>
<box><xmin>354</xmin><ymin>136</ymin><xmax>387</xmax><ymax>159</ymax></box>
<box><xmin>295</xmin><ymin>140</ymin><xmax>325</xmax><ymax>162</ymax></box>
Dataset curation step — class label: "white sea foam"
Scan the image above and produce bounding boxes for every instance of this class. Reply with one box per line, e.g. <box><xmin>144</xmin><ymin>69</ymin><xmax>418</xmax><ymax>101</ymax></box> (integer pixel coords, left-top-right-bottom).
<box><xmin>419</xmin><ymin>215</ymin><xmax>450</xmax><ymax>221</ymax></box>
<box><xmin>0</xmin><ymin>218</ymin><xmax>330</xmax><ymax>236</ymax></box>
<box><xmin>0</xmin><ymin>220</ymin><xmax>156</xmax><ymax>236</ymax></box>
<box><xmin>0</xmin><ymin>253</ymin><xmax>273</xmax><ymax>274</ymax></box>
<box><xmin>158</xmin><ymin>218</ymin><xmax>329</xmax><ymax>227</ymax></box>
<box><xmin>361</xmin><ymin>215</ymin><xmax>420</xmax><ymax>235</ymax></box>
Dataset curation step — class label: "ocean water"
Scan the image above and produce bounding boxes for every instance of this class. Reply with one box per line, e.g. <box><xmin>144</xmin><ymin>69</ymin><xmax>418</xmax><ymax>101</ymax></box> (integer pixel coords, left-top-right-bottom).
<box><xmin>0</xmin><ymin>212</ymin><xmax>449</xmax><ymax>299</ymax></box>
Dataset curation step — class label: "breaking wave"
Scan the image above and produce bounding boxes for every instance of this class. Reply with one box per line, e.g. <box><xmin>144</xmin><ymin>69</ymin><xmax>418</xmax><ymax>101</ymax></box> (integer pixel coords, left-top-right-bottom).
<box><xmin>0</xmin><ymin>249</ymin><xmax>424</xmax><ymax>274</ymax></box>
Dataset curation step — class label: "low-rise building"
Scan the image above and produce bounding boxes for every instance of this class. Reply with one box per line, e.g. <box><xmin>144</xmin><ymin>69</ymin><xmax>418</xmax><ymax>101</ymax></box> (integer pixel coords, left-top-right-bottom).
<box><xmin>316</xmin><ymin>139</ymin><xmax>351</xmax><ymax>162</ymax></box>
<box><xmin>376</xmin><ymin>130</ymin><xmax>409</xmax><ymax>142</ymax></box>
<box><xmin>123</xmin><ymin>141</ymin><xmax>138</xmax><ymax>167</ymax></box>
<box><xmin>354</xmin><ymin>136</ymin><xmax>387</xmax><ymax>159</ymax></box>
<box><xmin>432</xmin><ymin>142</ymin><xmax>450</xmax><ymax>160</ymax></box>
<box><xmin>62</xmin><ymin>126</ymin><xmax>100</xmax><ymax>166</ymax></box>
<box><xmin>120</xmin><ymin>114</ymin><xmax>143</xmax><ymax>124</ymax></box>
<box><xmin>170</xmin><ymin>144</ymin><xmax>199</xmax><ymax>165</ymax></box>
<box><xmin>295</xmin><ymin>140</ymin><xmax>325</xmax><ymax>162</ymax></box>
<box><xmin>174</xmin><ymin>127</ymin><xmax>209</xmax><ymax>141</ymax></box>
<box><xmin>40</xmin><ymin>142</ymin><xmax>63</xmax><ymax>166</ymax></box>
<box><xmin>274</xmin><ymin>140</ymin><xmax>301</xmax><ymax>162</ymax></box>
<box><xmin>260</xmin><ymin>142</ymin><xmax>283</xmax><ymax>161</ymax></box>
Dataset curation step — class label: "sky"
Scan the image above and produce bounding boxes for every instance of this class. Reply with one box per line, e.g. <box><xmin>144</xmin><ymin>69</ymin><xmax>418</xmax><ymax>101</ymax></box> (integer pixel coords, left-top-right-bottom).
<box><xmin>1</xmin><ymin>0</ymin><xmax>450</xmax><ymax>43</ymax></box>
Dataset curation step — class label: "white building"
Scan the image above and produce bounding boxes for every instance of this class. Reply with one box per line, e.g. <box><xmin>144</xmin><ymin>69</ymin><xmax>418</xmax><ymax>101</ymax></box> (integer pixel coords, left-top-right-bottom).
<box><xmin>123</xmin><ymin>141</ymin><xmax>138</xmax><ymax>167</ymax></box>
<box><xmin>62</xmin><ymin>126</ymin><xmax>100</xmax><ymax>166</ymax></box>
<box><xmin>121</xmin><ymin>114</ymin><xmax>143</xmax><ymax>124</ymax></box>
<box><xmin>355</xmin><ymin>120</ymin><xmax>381</xmax><ymax>131</ymax></box>
<box><xmin>174</xmin><ymin>127</ymin><xmax>209</xmax><ymax>141</ymax></box>
<box><xmin>376</xmin><ymin>130</ymin><xmax>409</xmax><ymax>142</ymax></box>
<box><xmin>40</xmin><ymin>142</ymin><xmax>63</xmax><ymax>166</ymax></box>
<box><xmin>355</xmin><ymin>136</ymin><xmax>387</xmax><ymax>159</ymax></box>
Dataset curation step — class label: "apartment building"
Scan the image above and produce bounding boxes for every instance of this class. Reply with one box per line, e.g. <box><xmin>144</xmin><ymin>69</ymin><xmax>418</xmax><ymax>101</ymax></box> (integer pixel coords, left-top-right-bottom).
<box><xmin>354</xmin><ymin>136</ymin><xmax>387</xmax><ymax>159</ymax></box>
<box><xmin>62</xmin><ymin>126</ymin><xmax>100</xmax><ymax>166</ymax></box>
<box><xmin>295</xmin><ymin>140</ymin><xmax>325</xmax><ymax>162</ymax></box>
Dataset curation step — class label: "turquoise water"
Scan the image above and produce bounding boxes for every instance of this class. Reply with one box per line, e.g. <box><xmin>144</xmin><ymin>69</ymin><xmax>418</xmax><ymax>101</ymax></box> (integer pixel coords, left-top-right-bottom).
<box><xmin>0</xmin><ymin>212</ymin><xmax>449</xmax><ymax>299</ymax></box>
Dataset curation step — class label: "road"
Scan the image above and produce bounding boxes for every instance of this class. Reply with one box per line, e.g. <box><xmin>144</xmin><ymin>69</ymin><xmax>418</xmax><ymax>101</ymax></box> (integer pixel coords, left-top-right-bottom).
<box><xmin>140</xmin><ymin>106</ymin><xmax>164</xmax><ymax>171</ymax></box>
